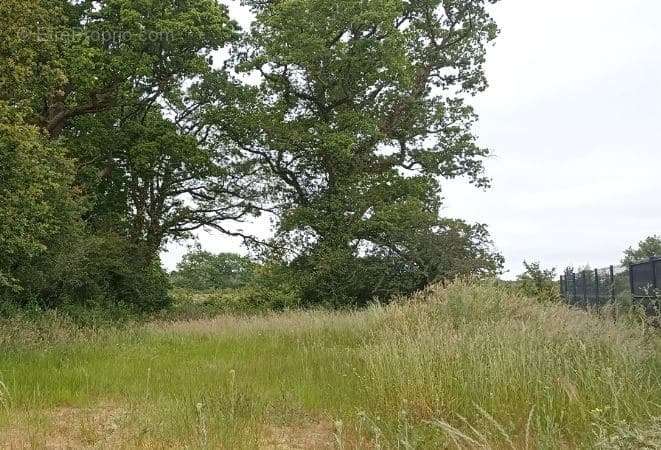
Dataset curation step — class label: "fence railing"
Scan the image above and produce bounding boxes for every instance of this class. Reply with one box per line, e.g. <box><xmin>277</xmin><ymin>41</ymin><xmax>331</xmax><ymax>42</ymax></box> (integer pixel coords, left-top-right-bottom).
<box><xmin>630</xmin><ymin>257</ymin><xmax>661</xmax><ymax>298</ymax></box>
<box><xmin>560</xmin><ymin>257</ymin><xmax>660</xmax><ymax>308</ymax></box>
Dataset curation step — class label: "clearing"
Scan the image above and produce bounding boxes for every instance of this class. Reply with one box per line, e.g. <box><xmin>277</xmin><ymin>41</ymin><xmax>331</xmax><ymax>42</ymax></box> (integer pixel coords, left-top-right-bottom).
<box><xmin>0</xmin><ymin>283</ymin><xmax>659</xmax><ymax>449</ymax></box>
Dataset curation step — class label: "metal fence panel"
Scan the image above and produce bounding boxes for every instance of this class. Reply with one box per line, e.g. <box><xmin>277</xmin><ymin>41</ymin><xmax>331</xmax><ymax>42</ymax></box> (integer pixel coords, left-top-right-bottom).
<box><xmin>560</xmin><ymin>260</ymin><xmax>659</xmax><ymax>307</ymax></box>
<box><xmin>631</xmin><ymin>260</ymin><xmax>657</xmax><ymax>297</ymax></box>
<box><xmin>560</xmin><ymin>257</ymin><xmax>661</xmax><ymax>315</ymax></box>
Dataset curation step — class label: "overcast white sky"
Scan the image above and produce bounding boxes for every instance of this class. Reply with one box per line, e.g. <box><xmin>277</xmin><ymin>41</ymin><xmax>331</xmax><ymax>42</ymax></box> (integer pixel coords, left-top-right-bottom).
<box><xmin>163</xmin><ymin>0</ymin><xmax>661</xmax><ymax>278</ymax></box>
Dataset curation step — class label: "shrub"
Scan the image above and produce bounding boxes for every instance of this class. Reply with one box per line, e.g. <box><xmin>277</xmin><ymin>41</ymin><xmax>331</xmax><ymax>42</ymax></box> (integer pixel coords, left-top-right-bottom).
<box><xmin>516</xmin><ymin>261</ymin><xmax>560</xmax><ymax>301</ymax></box>
<box><xmin>15</xmin><ymin>233</ymin><xmax>170</xmax><ymax>312</ymax></box>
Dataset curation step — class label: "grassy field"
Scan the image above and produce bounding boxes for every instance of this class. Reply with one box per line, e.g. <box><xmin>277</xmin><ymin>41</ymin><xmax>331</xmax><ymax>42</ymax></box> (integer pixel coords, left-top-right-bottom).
<box><xmin>0</xmin><ymin>282</ymin><xmax>659</xmax><ymax>449</ymax></box>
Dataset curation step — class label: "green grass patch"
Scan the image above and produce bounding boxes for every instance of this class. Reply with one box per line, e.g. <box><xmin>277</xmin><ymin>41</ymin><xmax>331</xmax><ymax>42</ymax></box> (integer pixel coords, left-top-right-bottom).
<box><xmin>0</xmin><ymin>282</ymin><xmax>659</xmax><ymax>448</ymax></box>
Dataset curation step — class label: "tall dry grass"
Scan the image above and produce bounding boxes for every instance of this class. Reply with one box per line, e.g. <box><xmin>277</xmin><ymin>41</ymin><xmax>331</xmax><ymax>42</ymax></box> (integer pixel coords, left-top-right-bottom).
<box><xmin>0</xmin><ymin>281</ymin><xmax>659</xmax><ymax>448</ymax></box>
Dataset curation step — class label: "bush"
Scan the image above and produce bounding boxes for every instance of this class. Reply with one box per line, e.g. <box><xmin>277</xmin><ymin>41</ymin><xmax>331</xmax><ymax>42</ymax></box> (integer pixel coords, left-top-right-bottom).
<box><xmin>0</xmin><ymin>114</ymin><xmax>82</xmax><ymax>307</ymax></box>
<box><xmin>282</xmin><ymin>220</ymin><xmax>504</xmax><ymax>308</ymax></box>
<box><xmin>516</xmin><ymin>261</ymin><xmax>560</xmax><ymax>302</ymax></box>
<box><xmin>11</xmin><ymin>233</ymin><xmax>170</xmax><ymax>313</ymax></box>
<box><xmin>0</xmin><ymin>112</ymin><xmax>170</xmax><ymax>315</ymax></box>
<box><xmin>160</xmin><ymin>263</ymin><xmax>303</xmax><ymax>321</ymax></box>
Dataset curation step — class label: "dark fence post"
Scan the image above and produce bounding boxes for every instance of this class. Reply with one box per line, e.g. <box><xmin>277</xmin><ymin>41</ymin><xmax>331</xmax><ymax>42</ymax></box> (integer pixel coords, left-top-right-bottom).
<box><xmin>582</xmin><ymin>271</ymin><xmax>588</xmax><ymax>306</ymax></box>
<box><xmin>629</xmin><ymin>264</ymin><xmax>635</xmax><ymax>300</ymax></box>
<box><xmin>651</xmin><ymin>257</ymin><xmax>658</xmax><ymax>291</ymax></box>
<box><xmin>572</xmin><ymin>272</ymin><xmax>577</xmax><ymax>304</ymax></box>
<box><xmin>594</xmin><ymin>268</ymin><xmax>599</xmax><ymax>305</ymax></box>
<box><xmin>559</xmin><ymin>276</ymin><xmax>562</xmax><ymax>298</ymax></box>
<box><xmin>609</xmin><ymin>265</ymin><xmax>615</xmax><ymax>303</ymax></box>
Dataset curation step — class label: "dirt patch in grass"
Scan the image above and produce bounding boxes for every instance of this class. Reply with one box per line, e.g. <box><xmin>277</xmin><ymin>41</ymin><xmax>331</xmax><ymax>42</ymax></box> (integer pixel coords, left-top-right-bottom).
<box><xmin>260</xmin><ymin>420</ymin><xmax>336</xmax><ymax>449</ymax></box>
<box><xmin>0</xmin><ymin>405</ymin><xmax>126</xmax><ymax>449</ymax></box>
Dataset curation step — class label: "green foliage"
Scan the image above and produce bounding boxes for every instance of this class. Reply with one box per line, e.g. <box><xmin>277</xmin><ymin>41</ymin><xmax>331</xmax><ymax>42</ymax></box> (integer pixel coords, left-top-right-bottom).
<box><xmin>163</xmin><ymin>262</ymin><xmax>302</xmax><ymax>320</ymax></box>
<box><xmin>10</xmin><ymin>0</ymin><xmax>237</xmax><ymax>138</ymax></box>
<box><xmin>171</xmin><ymin>251</ymin><xmax>255</xmax><ymax>292</ymax></box>
<box><xmin>283</xmin><ymin>219</ymin><xmax>502</xmax><ymax>307</ymax></box>
<box><xmin>244</xmin><ymin>262</ymin><xmax>304</xmax><ymax>310</ymax></box>
<box><xmin>40</xmin><ymin>234</ymin><xmax>171</xmax><ymax>311</ymax></box>
<box><xmin>0</xmin><ymin>0</ymin><xmax>239</xmax><ymax>313</ymax></box>
<box><xmin>622</xmin><ymin>235</ymin><xmax>661</xmax><ymax>266</ymax></box>
<box><xmin>516</xmin><ymin>261</ymin><xmax>559</xmax><ymax>301</ymax></box>
<box><xmin>197</xmin><ymin>0</ymin><xmax>503</xmax><ymax>305</ymax></box>
<box><xmin>0</xmin><ymin>110</ymin><xmax>171</xmax><ymax>311</ymax></box>
<box><xmin>0</xmin><ymin>113</ymin><xmax>82</xmax><ymax>302</ymax></box>
<box><xmin>68</xmin><ymin>107</ymin><xmax>259</xmax><ymax>258</ymax></box>
<box><xmin>5</xmin><ymin>230</ymin><xmax>170</xmax><ymax>311</ymax></box>
<box><xmin>2</xmin><ymin>0</ymin><xmax>505</xmax><ymax>312</ymax></box>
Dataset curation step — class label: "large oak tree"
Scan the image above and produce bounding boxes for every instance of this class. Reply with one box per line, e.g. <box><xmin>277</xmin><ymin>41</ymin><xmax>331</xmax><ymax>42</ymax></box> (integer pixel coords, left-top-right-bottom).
<box><xmin>199</xmin><ymin>0</ymin><xmax>503</xmax><ymax>305</ymax></box>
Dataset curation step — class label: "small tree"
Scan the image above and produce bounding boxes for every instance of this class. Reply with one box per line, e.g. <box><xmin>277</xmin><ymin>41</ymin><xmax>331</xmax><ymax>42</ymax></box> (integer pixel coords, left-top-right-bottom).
<box><xmin>622</xmin><ymin>235</ymin><xmax>661</xmax><ymax>266</ymax></box>
<box><xmin>171</xmin><ymin>251</ymin><xmax>255</xmax><ymax>292</ymax></box>
<box><xmin>517</xmin><ymin>261</ymin><xmax>559</xmax><ymax>301</ymax></box>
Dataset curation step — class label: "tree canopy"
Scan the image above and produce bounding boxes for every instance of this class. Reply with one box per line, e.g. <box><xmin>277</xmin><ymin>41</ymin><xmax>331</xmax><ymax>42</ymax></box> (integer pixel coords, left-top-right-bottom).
<box><xmin>1</xmin><ymin>0</ymin><xmax>503</xmax><ymax>311</ymax></box>
<box><xmin>0</xmin><ymin>0</ymin><xmax>243</xmax><ymax>308</ymax></box>
<box><xmin>622</xmin><ymin>235</ymin><xmax>661</xmax><ymax>266</ymax></box>
<box><xmin>196</xmin><ymin>0</ymin><xmax>503</xmax><ymax>304</ymax></box>
<box><xmin>171</xmin><ymin>251</ymin><xmax>255</xmax><ymax>292</ymax></box>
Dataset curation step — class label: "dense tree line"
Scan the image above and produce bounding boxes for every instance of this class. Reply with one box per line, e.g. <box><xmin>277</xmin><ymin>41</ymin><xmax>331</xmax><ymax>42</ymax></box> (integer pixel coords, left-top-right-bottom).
<box><xmin>1</xmin><ymin>0</ymin><xmax>503</xmax><ymax>311</ymax></box>
<box><xmin>171</xmin><ymin>250</ymin><xmax>255</xmax><ymax>292</ymax></box>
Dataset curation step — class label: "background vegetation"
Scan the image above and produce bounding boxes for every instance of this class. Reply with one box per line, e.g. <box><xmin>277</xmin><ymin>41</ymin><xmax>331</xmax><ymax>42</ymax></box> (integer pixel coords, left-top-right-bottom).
<box><xmin>1</xmin><ymin>0</ymin><xmax>504</xmax><ymax>314</ymax></box>
<box><xmin>622</xmin><ymin>235</ymin><xmax>661</xmax><ymax>266</ymax></box>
